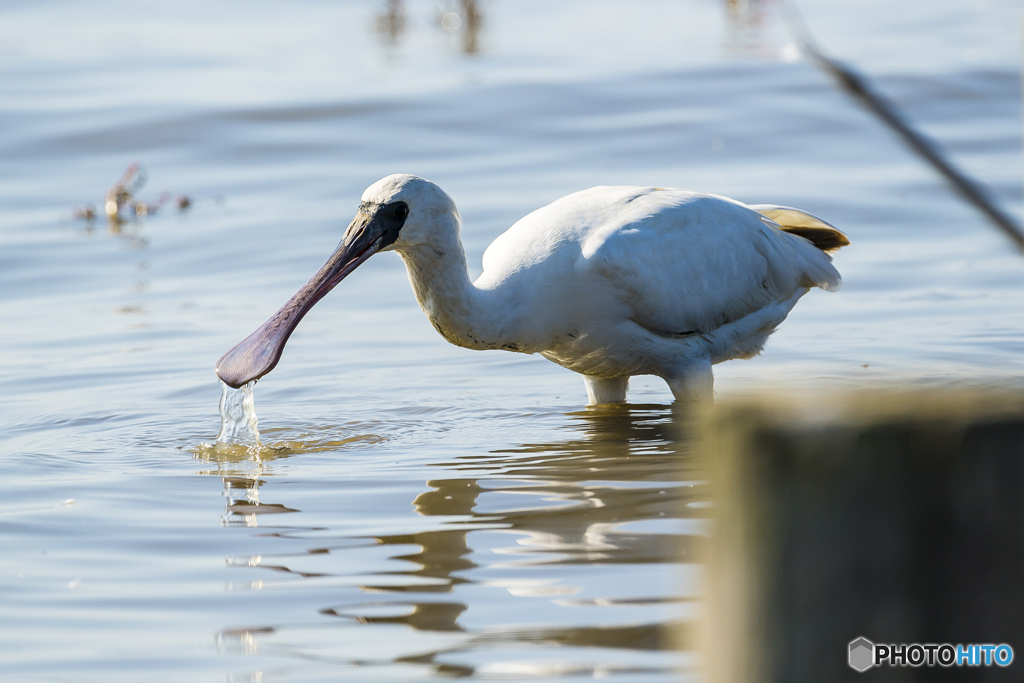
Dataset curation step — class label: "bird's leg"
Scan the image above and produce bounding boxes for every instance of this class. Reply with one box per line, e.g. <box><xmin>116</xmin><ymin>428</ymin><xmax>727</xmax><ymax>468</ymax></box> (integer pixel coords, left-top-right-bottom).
<box><xmin>583</xmin><ymin>376</ymin><xmax>629</xmax><ymax>405</ymax></box>
<box><xmin>665</xmin><ymin>360</ymin><xmax>713</xmax><ymax>402</ymax></box>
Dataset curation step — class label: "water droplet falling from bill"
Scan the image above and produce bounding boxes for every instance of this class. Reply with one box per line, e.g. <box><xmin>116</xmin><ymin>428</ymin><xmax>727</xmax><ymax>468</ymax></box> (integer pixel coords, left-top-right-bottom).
<box><xmin>217</xmin><ymin>380</ymin><xmax>260</xmax><ymax>445</ymax></box>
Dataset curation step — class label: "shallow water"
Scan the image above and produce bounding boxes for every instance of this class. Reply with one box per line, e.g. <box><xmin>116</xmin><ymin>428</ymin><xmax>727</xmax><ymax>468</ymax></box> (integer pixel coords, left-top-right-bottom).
<box><xmin>2</xmin><ymin>0</ymin><xmax>1022</xmax><ymax>681</ymax></box>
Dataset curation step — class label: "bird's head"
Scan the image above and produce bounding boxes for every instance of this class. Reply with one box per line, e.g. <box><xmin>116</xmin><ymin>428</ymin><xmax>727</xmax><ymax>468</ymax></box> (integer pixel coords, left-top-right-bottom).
<box><xmin>214</xmin><ymin>174</ymin><xmax>457</xmax><ymax>388</ymax></box>
<box><xmin>359</xmin><ymin>174</ymin><xmax>461</xmax><ymax>252</ymax></box>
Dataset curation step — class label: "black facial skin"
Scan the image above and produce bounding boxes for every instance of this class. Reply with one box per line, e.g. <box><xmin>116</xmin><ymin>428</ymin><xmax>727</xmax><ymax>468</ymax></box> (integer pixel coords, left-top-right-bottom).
<box><xmin>215</xmin><ymin>201</ymin><xmax>409</xmax><ymax>388</ymax></box>
<box><xmin>376</xmin><ymin>200</ymin><xmax>409</xmax><ymax>250</ymax></box>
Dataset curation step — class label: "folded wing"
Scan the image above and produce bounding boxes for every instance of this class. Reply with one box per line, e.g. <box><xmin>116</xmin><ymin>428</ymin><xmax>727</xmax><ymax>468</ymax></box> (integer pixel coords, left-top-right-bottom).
<box><xmin>582</xmin><ymin>192</ymin><xmax>844</xmax><ymax>337</ymax></box>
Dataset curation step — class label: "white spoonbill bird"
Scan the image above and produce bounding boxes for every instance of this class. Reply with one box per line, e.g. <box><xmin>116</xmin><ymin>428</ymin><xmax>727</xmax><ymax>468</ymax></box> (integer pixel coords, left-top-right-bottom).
<box><xmin>216</xmin><ymin>174</ymin><xmax>848</xmax><ymax>403</ymax></box>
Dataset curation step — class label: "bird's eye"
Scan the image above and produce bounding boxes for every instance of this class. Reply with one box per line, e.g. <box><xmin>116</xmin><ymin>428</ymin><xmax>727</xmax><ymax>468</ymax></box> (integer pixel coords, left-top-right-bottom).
<box><xmin>394</xmin><ymin>204</ymin><xmax>409</xmax><ymax>220</ymax></box>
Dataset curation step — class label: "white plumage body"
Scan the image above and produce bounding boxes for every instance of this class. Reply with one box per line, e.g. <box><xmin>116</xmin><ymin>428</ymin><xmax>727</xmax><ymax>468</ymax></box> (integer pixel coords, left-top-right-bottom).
<box><xmin>379</xmin><ymin>177</ymin><xmax>845</xmax><ymax>403</ymax></box>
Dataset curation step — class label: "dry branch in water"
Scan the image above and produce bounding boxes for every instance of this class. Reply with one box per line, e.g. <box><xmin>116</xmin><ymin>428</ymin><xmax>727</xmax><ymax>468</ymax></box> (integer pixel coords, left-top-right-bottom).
<box><xmin>73</xmin><ymin>162</ymin><xmax>192</xmax><ymax>223</ymax></box>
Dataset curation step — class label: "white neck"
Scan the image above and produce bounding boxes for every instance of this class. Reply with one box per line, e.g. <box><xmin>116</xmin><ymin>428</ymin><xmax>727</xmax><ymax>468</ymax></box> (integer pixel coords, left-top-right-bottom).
<box><xmin>395</xmin><ymin>232</ymin><xmax>517</xmax><ymax>352</ymax></box>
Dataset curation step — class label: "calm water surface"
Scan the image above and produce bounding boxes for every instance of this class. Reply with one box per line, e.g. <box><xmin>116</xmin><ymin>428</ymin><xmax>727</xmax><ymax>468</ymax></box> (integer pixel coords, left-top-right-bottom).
<box><xmin>2</xmin><ymin>1</ymin><xmax>1022</xmax><ymax>681</ymax></box>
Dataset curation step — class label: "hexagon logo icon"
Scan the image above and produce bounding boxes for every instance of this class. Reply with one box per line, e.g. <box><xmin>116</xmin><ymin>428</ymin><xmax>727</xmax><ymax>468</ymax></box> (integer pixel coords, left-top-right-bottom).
<box><xmin>849</xmin><ymin>637</ymin><xmax>875</xmax><ymax>672</ymax></box>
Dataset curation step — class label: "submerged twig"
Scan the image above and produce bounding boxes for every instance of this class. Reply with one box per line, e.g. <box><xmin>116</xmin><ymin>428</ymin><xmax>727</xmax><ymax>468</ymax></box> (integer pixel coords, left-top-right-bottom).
<box><xmin>781</xmin><ymin>2</ymin><xmax>1024</xmax><ymax>254</ymax></box>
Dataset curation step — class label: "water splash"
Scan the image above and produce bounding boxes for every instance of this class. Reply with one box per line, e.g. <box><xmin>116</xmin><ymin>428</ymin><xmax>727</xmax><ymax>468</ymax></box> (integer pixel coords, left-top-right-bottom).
<box><xmin>217</xmin><ymin>381</ymin><xmax>260</xmax><ymax>445</ymax></box>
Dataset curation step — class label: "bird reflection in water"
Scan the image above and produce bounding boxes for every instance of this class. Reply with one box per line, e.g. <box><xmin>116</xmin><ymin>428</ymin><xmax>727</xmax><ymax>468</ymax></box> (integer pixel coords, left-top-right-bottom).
<box><xmin>375</xmin><ymin>405</ymin><xmax>704</xmax><ymax>583</ymax></box>
<box><xmin>207</xmin><ymin>405</ymin><xmax>706</xmax><ymax>677</ymax></box>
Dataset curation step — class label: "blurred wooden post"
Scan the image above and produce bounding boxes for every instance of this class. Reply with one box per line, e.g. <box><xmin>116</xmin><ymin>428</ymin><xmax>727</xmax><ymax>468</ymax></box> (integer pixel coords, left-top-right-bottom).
<box><xmin>698</xmin><ymin>392</ymin><xmax>1024</xmax><ymax>683</ymax></box>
